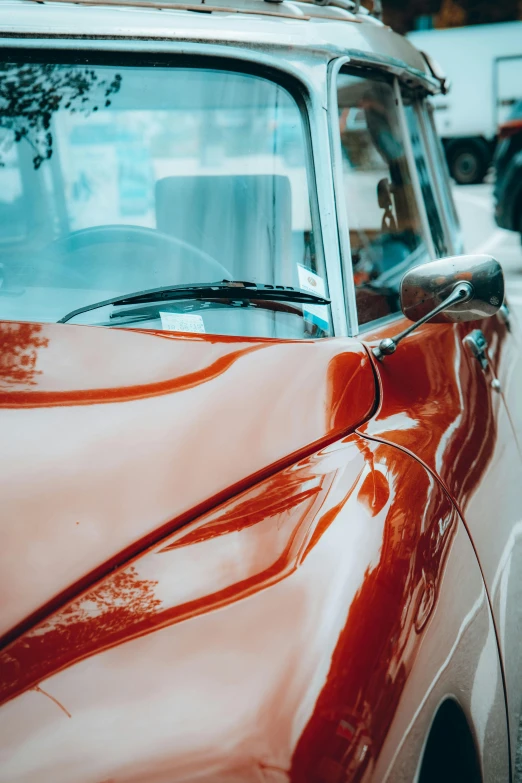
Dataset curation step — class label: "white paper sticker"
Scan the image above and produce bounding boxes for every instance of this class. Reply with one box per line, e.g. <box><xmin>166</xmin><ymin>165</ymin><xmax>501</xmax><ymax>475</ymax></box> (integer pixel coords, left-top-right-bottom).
<box><xmin>297</xmin><ymin>264</ymin><xmax>329</xmax><ymax>331</ymax></box>
<box><xmin>159</xmin><ymin>312</ymin><xmax>205</xmax><ymax>334</ymax></box>
<box><xmin>297</xmin><ymin>264</ymin><xmax>326</xmax><ymax>298</ymax></box>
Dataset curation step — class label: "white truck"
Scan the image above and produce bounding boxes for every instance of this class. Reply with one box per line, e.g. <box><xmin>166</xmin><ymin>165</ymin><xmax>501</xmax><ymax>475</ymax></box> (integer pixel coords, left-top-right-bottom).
<box><xmin>408</xmin><ymin>21</ymin><xmax>522</xmax><ymax>184</ymax></box>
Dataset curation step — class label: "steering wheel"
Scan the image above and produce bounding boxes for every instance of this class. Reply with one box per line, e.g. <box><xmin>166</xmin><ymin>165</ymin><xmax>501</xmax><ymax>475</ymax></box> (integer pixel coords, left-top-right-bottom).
<box><xmin>41</xmin><ymin>224</ymin><xmax>231</xmax><ymax>285</ymax></box>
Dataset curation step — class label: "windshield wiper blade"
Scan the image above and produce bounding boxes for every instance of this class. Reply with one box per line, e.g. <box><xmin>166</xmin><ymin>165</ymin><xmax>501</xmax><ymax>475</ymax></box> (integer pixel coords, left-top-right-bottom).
<box><xmin>57</xmin><ymin>280</ymin><xmax>331</xmax><ymax>324</ymax></box>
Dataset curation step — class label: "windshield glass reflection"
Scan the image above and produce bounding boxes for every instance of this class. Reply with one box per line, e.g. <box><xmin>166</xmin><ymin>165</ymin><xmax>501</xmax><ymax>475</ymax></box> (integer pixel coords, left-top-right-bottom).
<box><xmin>0</xmin><ymin>62</ymin><xmax>329</xmax><ymax>338</ymax></box>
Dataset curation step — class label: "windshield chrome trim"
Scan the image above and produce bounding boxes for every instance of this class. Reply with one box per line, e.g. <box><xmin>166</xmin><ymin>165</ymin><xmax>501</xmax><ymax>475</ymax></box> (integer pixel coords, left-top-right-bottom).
<box><xmin>0</xmin><ymin>31</ymin><xmax>440</xmax><ymax>94</ymax></box>
<box><xmin>309</xmin><ymin>63</ymin><xmax>348</xmax><ymax>337</ymax></box>
<box><xmin>0</xmin><ymin>38</ymin><xmax>328</xmax><ymax>85</ymax></box>
<box><xmin>328</xmin><ymin>55</ymin><xmax>358</xmax><ymax>338</ymax></box>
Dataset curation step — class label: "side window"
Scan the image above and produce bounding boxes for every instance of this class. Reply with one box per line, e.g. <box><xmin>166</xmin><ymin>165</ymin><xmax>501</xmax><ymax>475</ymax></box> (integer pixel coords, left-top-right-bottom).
<box><xmin>336</xmin><ymin>70</ymin><xmax>431</xmax><ymax>327</ymax></box>
<box><xmin>402</xmin><ymin>93</ymin><xmax>448</xmax><ymax>258</ymax></box>
<box><xmin>423</xmin><ymin>102</ymin><xmax>464</xmax><ymax>254</ymax></box>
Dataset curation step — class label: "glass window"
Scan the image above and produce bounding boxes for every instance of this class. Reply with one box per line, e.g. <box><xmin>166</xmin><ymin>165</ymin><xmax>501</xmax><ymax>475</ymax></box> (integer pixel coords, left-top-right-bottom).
<box><xmin>0</xmin><ymin>61</ymin><xmax>330</xmax><ymax>339</ymax></box>
<box><xmin>336</xmin><ymin>70</ymin><xmax>431</xmax><ymax>327</ymax></box>
<box><xmin>423</xmin><ymin>103</ymin><xmax>463</xmax><ymax>254</ymax></box>
<box><xmin>0</xmin><ymin>144</ymin><xmax>26</xmax><ymax>244</ymax></box>
<box><xmin>402</xmin><ymin>95</ymin><xmax>448</xmax><ymax>257</ymax></box>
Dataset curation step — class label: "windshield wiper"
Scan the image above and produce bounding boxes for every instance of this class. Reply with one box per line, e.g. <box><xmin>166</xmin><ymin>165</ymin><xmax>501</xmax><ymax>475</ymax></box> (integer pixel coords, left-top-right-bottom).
<box><xmin>57</xmin><ymin>280</ymin><xmax>331</xmax><ymax>324</ymax></box>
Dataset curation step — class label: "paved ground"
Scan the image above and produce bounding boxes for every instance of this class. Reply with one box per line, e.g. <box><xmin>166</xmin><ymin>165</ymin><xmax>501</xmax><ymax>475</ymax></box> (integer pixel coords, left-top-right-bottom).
<box><xmin>452</xmin><ymin>181</ymin><xmax>522</xmax><ymax>779</ymax></box>
<box><xmin>452</xmin><ymin>182</ymin><xmax>522</xmax><ymax>319</ymax></box>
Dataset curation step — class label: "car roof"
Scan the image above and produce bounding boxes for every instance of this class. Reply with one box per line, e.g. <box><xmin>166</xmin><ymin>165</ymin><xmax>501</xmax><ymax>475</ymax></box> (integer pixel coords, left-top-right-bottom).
<box><xmin>0</xmin><ymin>0</ymin><xmax>437</xmax><ymax>92</ymax></box>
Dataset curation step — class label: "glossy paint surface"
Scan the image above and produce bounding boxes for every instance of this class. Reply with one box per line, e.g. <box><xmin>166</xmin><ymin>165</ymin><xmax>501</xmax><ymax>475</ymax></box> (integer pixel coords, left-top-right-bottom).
<box><xmin>0</xmin><ymin>321</ymin><xmax>374</xmax><ymax>641</ymax></box>
<box><xmin>0</xmin><ymin>433</ymin><xmax>484</xmax><ymax>783</ymax></box>
<box><xmin>497</xmin><ymin>302</ymin><xmax>522</xmax><ymax>455</ymax></box>
<box><xmin>0</xmin><ymin>7</ymin><xmax>517</xmax><ymax>777</ymax></box>
<box><xmin>359</xmin><ymin>313</ymin><xmax>522</xmax><ymax>766</ymax></box>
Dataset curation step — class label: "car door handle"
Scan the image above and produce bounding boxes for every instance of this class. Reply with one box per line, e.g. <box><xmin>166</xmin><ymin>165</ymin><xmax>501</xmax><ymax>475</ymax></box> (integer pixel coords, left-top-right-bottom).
<box><xmin>499</xmin><ymin>303</ymin><xmax>511</xmax><ymax>332</ymax></box>
<box><xmin>463</xmin><ymin>329</ymin><xmax>489</xmax><ymax>370</ymax></box>
<box><xmin>463</xmin><ymin>329</ymin><xmax>502</xmax><ymax>391</ymax></box>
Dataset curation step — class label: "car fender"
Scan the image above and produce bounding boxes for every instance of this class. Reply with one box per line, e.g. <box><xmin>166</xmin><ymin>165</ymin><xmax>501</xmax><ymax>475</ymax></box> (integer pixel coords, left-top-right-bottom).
<box><xmin>0</xmin><ymin>433</ymin><xmax>508</xmax><ymax>783</ymax></box>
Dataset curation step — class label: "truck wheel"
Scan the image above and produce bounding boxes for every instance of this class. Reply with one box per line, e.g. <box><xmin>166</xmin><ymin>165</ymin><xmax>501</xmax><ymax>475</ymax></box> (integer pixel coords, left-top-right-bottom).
<box><xmin>447</xmin><ymin>140</ymin><xmax>490</xmax><ymax>185</ymax></box>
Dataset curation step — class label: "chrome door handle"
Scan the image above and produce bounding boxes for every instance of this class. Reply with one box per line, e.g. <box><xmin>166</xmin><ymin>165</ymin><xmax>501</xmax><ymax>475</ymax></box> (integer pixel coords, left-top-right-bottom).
<box><xmin>499</xmin><ymin>303</ymin><xmax>511</xmax><ymax>332</ymax></box>
<box><xmin>463</xmin><ymin>329</ymin><xmax>502</xmax><ymax>392</ymax></box>
<box><xmin>463</xmin><ymin>329</ymin><xmax>489</xmax><ymax>371</ymax></box>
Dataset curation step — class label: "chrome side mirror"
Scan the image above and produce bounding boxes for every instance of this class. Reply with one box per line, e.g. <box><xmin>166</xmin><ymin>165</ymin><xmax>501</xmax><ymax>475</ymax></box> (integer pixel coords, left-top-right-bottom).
<box><xmin>373</xmin><ymin>254</ymin><xmax>504</xmax><ymax>361</ymax></box>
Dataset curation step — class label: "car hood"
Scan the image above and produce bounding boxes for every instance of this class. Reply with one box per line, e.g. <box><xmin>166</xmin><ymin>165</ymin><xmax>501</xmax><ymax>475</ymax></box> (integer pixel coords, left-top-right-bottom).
<box><xmin>0</xmin><ymin>321</ymin><xmax>375</xmax><ymax>640</ymax></box>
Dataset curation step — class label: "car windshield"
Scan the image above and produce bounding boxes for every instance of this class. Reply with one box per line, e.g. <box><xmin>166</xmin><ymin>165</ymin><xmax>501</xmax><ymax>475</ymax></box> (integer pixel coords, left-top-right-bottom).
<box><xmin>0</xmin><ymin>60</ymin><xmax>330</xmax><ymax>338</ymax></box>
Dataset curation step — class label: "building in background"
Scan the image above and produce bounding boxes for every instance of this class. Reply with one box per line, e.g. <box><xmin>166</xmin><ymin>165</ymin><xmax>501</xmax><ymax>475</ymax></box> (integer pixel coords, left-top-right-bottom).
<box><xmin>373</xmin><ymin>0</ymin><xmax>522</xmax><ymax>184</ymax></box>
<box><xmin>379</xmin><ymin>0</ymin><xmax>522</xmax><ymax>33</ymax></box>
<box><xmin>408</xmin><ymin>21</ymin><xmax>522</xmax><ymax>183</ymax></box>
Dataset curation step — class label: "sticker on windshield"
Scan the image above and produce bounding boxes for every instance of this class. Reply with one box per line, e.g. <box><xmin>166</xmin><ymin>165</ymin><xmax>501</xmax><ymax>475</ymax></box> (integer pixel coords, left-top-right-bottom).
<box><xmin>159</xmin><ymin>312</ymin><xmax>205</xmax><ymax>334</ymax></box>
<box><xmin>297</xmin><ymin>264</ymin><xmax>325</xmax><ymax>297</ymax></box>
<box><xmin>297</xmin><ymin>264</ymin><xmax>329</xmax><ymax>331</ymax></box>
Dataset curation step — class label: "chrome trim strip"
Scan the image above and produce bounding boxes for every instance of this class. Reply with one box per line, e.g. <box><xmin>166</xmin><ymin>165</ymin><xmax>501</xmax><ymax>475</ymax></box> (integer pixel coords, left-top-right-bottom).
<box><xmin>20</xmin><ymin>0</ymin><xmax>310</xmax><ymax>20</ymax></box>
<box><xmin>328</xmin><ymin>55</ymin><xmax>358</xmax><ymax>337</ymax></box>
<box><xmin>310</xmin><ymin>63</ymin><xmax>349</xmax><ymax>337</ymax></box>
<box><xmin>0</xmin><ymin>37</ymin><xmax>326</xmax><ymax>89</ymax></box>
<box><xmin>0</xmin><ymin>34</ymin><xmax>440</xmax><ymax>96</ymax></box>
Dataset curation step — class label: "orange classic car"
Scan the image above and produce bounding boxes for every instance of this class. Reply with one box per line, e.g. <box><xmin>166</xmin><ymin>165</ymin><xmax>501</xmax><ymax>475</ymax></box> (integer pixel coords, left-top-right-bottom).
<box><xmin>0</xmin><ymin>1</ymin><xmax>521</xmax><ymax>782</ymax></box>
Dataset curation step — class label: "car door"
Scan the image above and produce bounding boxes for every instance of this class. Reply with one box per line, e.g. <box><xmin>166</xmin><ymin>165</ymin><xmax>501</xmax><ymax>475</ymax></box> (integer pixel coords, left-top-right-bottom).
<box><xmin>413</xmin><ymin>96</ymin><xmax>522</xmax><ymax>766</ymax></box>
<box><xmin>332</xmin><ymin>68</ymin><xmax>522</xmax><ymax>768</ymax></box>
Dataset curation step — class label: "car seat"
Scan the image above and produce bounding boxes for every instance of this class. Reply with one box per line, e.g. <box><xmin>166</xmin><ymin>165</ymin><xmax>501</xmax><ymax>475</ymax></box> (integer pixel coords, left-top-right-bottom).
<box><xmin>155</xmin><ymin>174</ymin><xmax>293</xmax><ymax>285</ymax></box>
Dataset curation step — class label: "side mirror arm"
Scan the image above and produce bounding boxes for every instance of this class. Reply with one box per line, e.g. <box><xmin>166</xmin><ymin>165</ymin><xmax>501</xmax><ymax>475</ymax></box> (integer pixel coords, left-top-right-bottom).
<box><xmin>372</xmin><ymin>281</ymin><xmax>473</xmax><ymax>361</ymax></box>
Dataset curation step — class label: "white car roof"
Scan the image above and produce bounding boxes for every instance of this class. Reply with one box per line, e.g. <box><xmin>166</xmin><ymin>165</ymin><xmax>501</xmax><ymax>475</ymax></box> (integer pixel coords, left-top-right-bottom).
<box><xmin>0</xmin><ymin>0</ymin><xmax>436</xmax><ymax>91</ymax></box>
